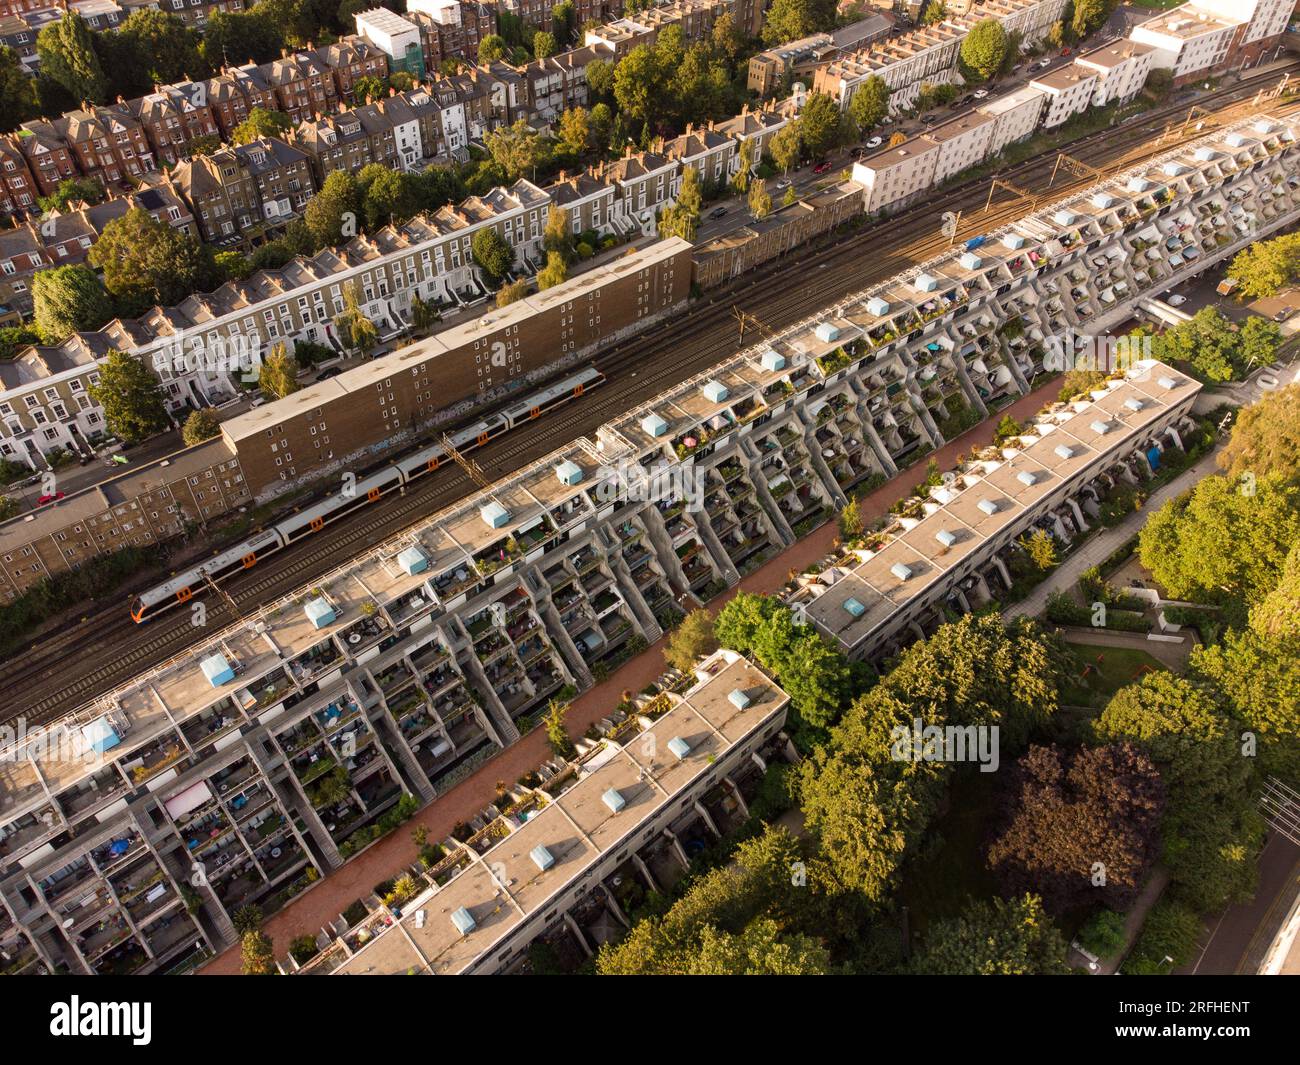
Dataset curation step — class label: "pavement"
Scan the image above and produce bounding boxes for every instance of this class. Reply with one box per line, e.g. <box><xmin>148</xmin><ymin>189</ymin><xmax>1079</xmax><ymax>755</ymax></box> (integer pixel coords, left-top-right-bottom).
<box><xmin>199</xmin><ymin>375</ymin><xmax>1064</xmax><ymax>973</ymax></box>
<box><xmin>1185</xmin><ymin>833</ymin><xmax>1300</xmax><ymax>974</ymax></box>
<box><xmin>1005</xmin><ymin>449</ymin><xmax>1223</xmax><ymax>621</ymax></box>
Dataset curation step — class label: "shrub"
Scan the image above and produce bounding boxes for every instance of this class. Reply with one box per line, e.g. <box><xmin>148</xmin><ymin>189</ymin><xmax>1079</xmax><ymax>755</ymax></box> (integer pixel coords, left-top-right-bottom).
<box><xmin>1078</xmin><ymin>909</ymin><xmax>1127</xmax><ymax>959</ymax></box>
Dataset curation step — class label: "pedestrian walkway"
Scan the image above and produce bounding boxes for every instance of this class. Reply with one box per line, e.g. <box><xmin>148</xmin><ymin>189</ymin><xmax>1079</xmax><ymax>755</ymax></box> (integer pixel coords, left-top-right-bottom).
<box><xmin>1007</xmin><ymin>450</ymin><xmax>1221</xmax><ymax>621</ymax></box>
<box><xmin>200</xmin><ymin>379</ymin><xmax>1061</xmax><ymax>973</ymax></box>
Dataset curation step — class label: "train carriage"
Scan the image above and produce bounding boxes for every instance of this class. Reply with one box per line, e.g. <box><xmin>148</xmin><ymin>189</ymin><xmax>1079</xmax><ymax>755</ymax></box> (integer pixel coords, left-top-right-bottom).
<box><xmin>130</xmin><ymin>529</ymin><xmax>284</xmax><ymax>622</ymax></box>
<box><xmin>275</xmin><ymin>466</ymin><xmax>403</xmax><ymax>544</ymax></box>
<box><xmin>131</xmin><ymin>367</ymin><xmax>605</xmax><ymax>622</ymax></box>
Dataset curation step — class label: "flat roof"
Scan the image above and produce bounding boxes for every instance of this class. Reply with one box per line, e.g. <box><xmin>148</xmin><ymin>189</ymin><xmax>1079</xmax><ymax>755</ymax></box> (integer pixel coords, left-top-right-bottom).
<box><xmin>326</xmin><ymin>652</ymin><xmax>787</xmax><ymax>974</ymax></box>
<box><xmin>801</xmin><ymin>361</ymin><xmax>1201</xmax><ymax>651</ymax></box>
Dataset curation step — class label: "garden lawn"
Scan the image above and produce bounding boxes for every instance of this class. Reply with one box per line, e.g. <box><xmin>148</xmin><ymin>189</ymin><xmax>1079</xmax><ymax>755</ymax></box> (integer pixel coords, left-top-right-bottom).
<box><xmin>1060</xmin><ymin>641</ymin><xmax>1168</xmax><ymax>709</ymax></box>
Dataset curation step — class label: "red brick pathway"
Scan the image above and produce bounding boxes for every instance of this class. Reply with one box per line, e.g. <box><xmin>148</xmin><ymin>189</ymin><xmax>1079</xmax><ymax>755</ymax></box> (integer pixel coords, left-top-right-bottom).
<box><xmin>201</xmin><ymin>378</ymin><xmax>1058</xmax><ymax>973</ymax></box>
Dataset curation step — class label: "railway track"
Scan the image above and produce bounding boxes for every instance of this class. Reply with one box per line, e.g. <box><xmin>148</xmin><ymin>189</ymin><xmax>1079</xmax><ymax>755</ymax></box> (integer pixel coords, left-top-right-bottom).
<box><xmin>4</xmin><ymin>67</ymin><xmax>1295</xmax><ymax>724</ymax></box>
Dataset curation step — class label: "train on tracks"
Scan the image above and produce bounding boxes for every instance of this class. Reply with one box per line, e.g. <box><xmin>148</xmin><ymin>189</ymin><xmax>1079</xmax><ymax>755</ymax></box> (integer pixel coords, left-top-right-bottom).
<box><xmin>130</xmin><ymin>367</ymin><xmax>606</xmax><ymax>622</ymax></box>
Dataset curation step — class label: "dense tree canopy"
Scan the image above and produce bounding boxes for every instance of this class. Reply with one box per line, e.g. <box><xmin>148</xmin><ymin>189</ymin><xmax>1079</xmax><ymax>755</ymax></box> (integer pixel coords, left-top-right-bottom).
<box><xmin>761</xmin><ymin>0</ymin><xmax>838</xmax><ymax>46</ymax></box>
<box><xmin>88</xmin><ymin>208</ymin><xmax>213</xmax><ymax>313</ymax></box>
<box><xmin>596</xmin><ymin>827</ymin><xmax>833</xmax><ymax>975</ymax></box>
<box><xmin>0</xmin><ymin>45</ymin><xmax>38</xmax><ymax>132</ymax></box>
<box><xmin>959</xmin><ymin>19</ymin><xmax>1008</xmax><ymax>83</ymax></box>
<box><xmin>37</xmin><ymin>14</ymin><xmax>108</xmax><ymax>105</ymax></box>
<box><xmin>32</xmin><ymin>264</ymin><xmax>113</xmax><ymax>342</ymax></box>
<box><xmin>1217</xmin><ymin>383</ymin><xmax>1300</xmax><ymax>485</ymax></box>
<box><xmin>987</xmin><ymin>742</ymin><xmax>1165</xmax><ymax>915</ymax></box>
<box><xmin>1137</xmin><ymin>473</ymin><xmax>1300</xmax><ymax>608</ymax></box>
<box><xmin>88</xmin><ymin>349</ymin><xmax>170</xmax><ymax>444</ymax></box>
<box><xmin>1094</xmin><ymin>672</ymin><xmax>1264</xmax><ymax>911</ymax></box>
<box><xmin>911</xmin><ymin>895</ymin><xmax>1070</xmax><ymax>975</ymax></box>
<box><xmin>1226</xmin><ymin>231</ymin><xmax>1300</xmax><ymax>299</ymax></box>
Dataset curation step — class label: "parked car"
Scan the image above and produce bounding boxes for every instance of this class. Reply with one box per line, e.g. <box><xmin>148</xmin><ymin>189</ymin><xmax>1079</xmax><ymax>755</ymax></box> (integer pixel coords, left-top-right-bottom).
<box><xmin>708</xmin><ymin>206</ymin><xmax>727</xmax><ymax>219</ymax></box>
<box><xmin>316</xmin><ymin>366</ymin><xmax>344</xmax><ymax>381</ymax></box>
<box><xmin>1272</xmin><ymin>306</ymin><xmax>1293</xmax><ymax>322</ymax></box>
<box><xmin>37</xmin><ymin>492</ymin><xmax>65</xmax><ymax>506</ymax></box>
<box><xmin>812</xmin><ymin>161</ymin><xmax>832</xmax><ymax>173</ymax></box>
<box><xmin>865</xmin><ymin>136</ymin><xmax>883</xmax><ymax>149</ymax></box>
<box><xmin>1037</xmin><ymin>58</ymin><xmax>1052</xmax><ymax>69</ymax></box>
<box><xmin>1166</xmin><ymin>294</ymin><xmax>1187</xmax><ymax>306</ymax></box>
<box><xmin>776</xmin><ymin>178</ymin><xmax>792</xmax><ymax>189</ymax></box>
<box><xmin>973</xmin><ymin>88</ymin><xmax>989</xmax><ymax>99</ymax></box>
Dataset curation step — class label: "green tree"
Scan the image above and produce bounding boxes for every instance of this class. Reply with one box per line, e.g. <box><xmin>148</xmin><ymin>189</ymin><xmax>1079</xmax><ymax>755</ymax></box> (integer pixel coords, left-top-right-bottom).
<box><xmin>483</xmin><ymin>119</ymin><xmax>546</xmax><ymax>181</ymax></box>
<box><xmin>478</xmin><ymin>34</ymin><xmax>507</xmax><ymax>63</ymax></box>
<box><xmin>613</xmin><ymin>44</ymin><xmax>660</xmax><ymax>124</ymax></box>
<box><xmin>241</xmin><ymin>929</ymin><xmax>276</xmax><ymax>975</ymax></box>
<box><xmin>88</xmin><ymin>349</ymin><xmax>170</xmax><ymax>444</ymax></box>
<box><xmin>1095</xmin><ymin>672</ymin><xmax>1264</xmax><ymax>911</ymax></box>
<box><xmin>37</xmin><ymin>176</ymin><xmax>105</xmax><ymax>215</ymax></box>
<box><xmin>182</xmin><ymin>408</ymin><xmax>221</xmax><ymax>446</ymax></box>
<box><xmin>88</xmin><ymin>207</ymin><xmax>209</xmax><ymax>311</ymax></box>
<box><xmin>557</xmin><ymin>106</ymin><xmax>591</xmax><ymax>156</ymax></box>
<box><xmin>200</xmin><ymin>10</ymin><xmax>283</xmax><ymax>69</ymax></box>
<box><xmin>214</xmin><ymin>249</ymin><xmax>252</xmax><ymax>283</ymax></box>
<box><xmin>958</xmin><ymin>18</ymin><xmax>1008</xmax><ymax>83</ymax></box>
<box><xmin>303</xmin><ymin>170</ymin><xmax>360</xmax><ymax>250</ymax></box>
<box><xmin>0</xmin><ymin>45</ymin><xmax>38</xmax><ymax>132</ymax></box>
<box><xmin>257</xmin><ymin>342</ymin><xmax>301</xmax><ymax>399</ymax></box>
<box><xmin>770</xmin><ymin>120</ymin><xmax>802</xmax><ymax>174</ymax></box>
<box><xmin>1072</xmin><ymin>0</ymin><xmax>1110</xmax><ymax>38</ymax></box>
<box><xmin>231</xmin><ymin>106</ymin><xmax>291</xmax><ymax>145</ymax></box>
<box><xmin>1219</xmin><ymin>383</ymin><xmax>1300</xmax><ymax>485</ymax></box>
<box><xmin>37</xmin><ymin>14</ymin><xmax>108</xmax><ymax>104</ymax></box>
<box><xmin>761</xmin><ymin>0</ymin><xmax>837</xmax><ymax>46</ymax></box>
<box><xmin>588</xmin><ymin>102</ymin><xmax>613</xmax><ymax>148</ymax></box>
<box><xmin>552</xmin><ymin>2</ymin><xmax>575</xmax><ymax>48</ymax></box>
<box><xmin>1138</xmin><ymin>473</ymin><xmax>1300</xmax><ymax>606</ymax></box>
<box><xmin>848</xmin><ymin>75</ymin><xmax>890</xmax><ymax>136</ymax></box>
<box><xmin>1226</xmin><ymin>232</ymin><xmax>1300</xmax><ymax>299</ymax></box>
<box><xmin>664</xmin><ymin>608</ymin><xmax>718</xmax><ymax>672</ymax></box>
<box><xmin>116</xmin><ymin>10</ymin><xmax>203</xmax><ymax>88</ymax></box>
<box><xmin>596</xmin><ymin>826</ymin><xmax>829</xmax><ymax>974</ymax></box>
<box><xmin>748</xmin><ymin>178</ymin><xmax>772</xmax><ymax>221</ymax></box>
<box><xmin>544</xmin><ymin>698</ymin><xmax>574</xmax><ymax>758</ymax></box>
<box><xmin>32</xmin><ymin>264</ymin><xmax>112</xmax><ymax>342</ymax></box>
<box><xmin>838</xmin><ymin>496</ymin><xmax>862</xmax><ymax>538</ymax></box>
<box><xmin>657</xmin><ymin>164</ymin><xmax>702</xmax><ymax>242</ymax></box>
<box><xmin>536</xmin><ymin>249</ymin><xmax>568</xmax><ymax>290</ymax></box>
<box><xmin>799</xmin><ymin>92</ymin><xmax>841</xmax><ymax>160</ymax></box>
<box><xmin>542</xmin><ymin>204</ymin><xmax>574</xmax><ymax>262</ymax></box>
<box><xmin>496</xmin><ymin>278</ymin><xmax>529</xmax><ymax>307</ymax></box>
<box><xmin>1019</xmin><ymin>528</ymin><xmax>1058</xmax><ymax>571</ymax></box>
<box><xmin>912</xmin><ymin>895</ymin><xmax>1070</xmax><ymax>975</ymax></box>
<box><xmin>1151</xmin><ymin>306</ymin><xmax>1276</xmax><ymax>383</ymax></box>
<box><xmin>471</xmin><ymin>227</ymin><xmax>515</xmax><ymax>285</ymax></box>
<box><xmin>533</xmin><ymin>30</ymin><xmax>556</xmax><ymax>59</ymax></box>
<box><xmin>920</xmin><ymin>1</ymin><xmax>947</xmax><ymax>26</ymax></box>
<box><xmin>358</xmin><ymin>163</ymin><xmax>416</xmax><ymax>229</ymax></box>
<box><xmin>585</xmin><ymin>57</ymin><xmax>614</xmax><ymax>103</ymax></box>
<box><xmin>352</xmin><ymin>74</ymin><xmax>385</xmax><ymax>103</ymax></box>
<box><xmin>410</xmin><ymin>294</ymin><xmax>441</xmax><ymax>333</ymax></box>
<box><xmin>732</xmin><ymin>137</ymin><xmax>755</xmax><ymax>194</ymax></box>
<box><xmin>333</xmin><ymin>281</ymin><xmax>377</xmax><ymax>354</ymax></box>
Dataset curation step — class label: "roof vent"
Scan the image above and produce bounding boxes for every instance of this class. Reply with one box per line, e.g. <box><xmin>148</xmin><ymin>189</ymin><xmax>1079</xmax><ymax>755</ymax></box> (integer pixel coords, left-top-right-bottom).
<box><xmin>890</xmin><ymin>562</ymin><xmax>913</xmax><ymax>581</ymax></box>
<box><xmin>977</xmin><ymin>498</ymin><xmax>999</xmax><ymax>516</ymax></box>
